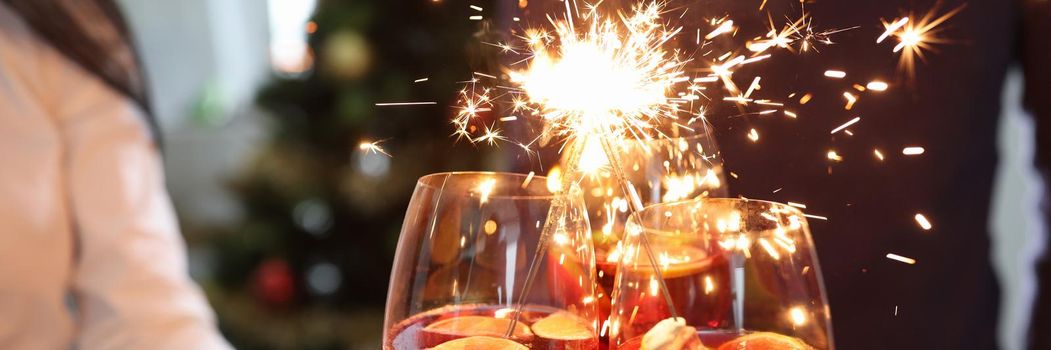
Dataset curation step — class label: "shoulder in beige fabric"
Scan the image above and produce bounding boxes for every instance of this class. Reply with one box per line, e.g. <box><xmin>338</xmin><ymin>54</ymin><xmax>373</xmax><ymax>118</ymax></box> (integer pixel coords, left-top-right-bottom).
<box><xmin>0</xmin><ymin>3</ymin><xmax>230</xmax><ymax>349</ymax></box>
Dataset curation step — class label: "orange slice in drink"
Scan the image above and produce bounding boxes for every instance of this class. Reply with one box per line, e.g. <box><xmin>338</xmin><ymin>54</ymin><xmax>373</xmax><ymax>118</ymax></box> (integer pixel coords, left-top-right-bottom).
<box><xmin>531</xmin><ymin>312</ymin><xmax>597</xmax><ymax>350</ymax></box>
<box><xmin>431</xmin><ymin>336</ymin><xmax>529</xmax><ymax>350</ymax></box>
<box><xmin>420</xmin><ymin>316</ymin><xmax>533</xmax><ymax>348</ymax></box>
<box><xmin>716</xmin><ymin>332</ymin><xmax>814</xmax><ymax>350</ymax></box>
<box><xmin>620</xmin><ymin>245</ymin><xmax>716</xmax><ymax>279</ymax></box>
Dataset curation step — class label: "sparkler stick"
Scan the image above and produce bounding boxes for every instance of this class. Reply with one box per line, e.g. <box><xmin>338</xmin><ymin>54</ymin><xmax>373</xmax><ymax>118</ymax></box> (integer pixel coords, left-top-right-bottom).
<box><xmin>505</xmin><ymin>130</ymin><xmax>682</xmax><ymax>338</ymax></box>
<box><xmin>505</xmin><ymin>141</ymin><xmax>586</xmax><ymax>337</ymax></box>
<box><xmin>596</xmin><ymin>134</ymin><xmax>680</xmax><ymax>319</ymax></box>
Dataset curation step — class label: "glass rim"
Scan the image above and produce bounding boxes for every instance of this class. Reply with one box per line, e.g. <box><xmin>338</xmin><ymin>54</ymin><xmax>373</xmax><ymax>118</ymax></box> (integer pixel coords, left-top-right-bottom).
<box><xmin>627</xmin><ymin>197</ymin><xmax>808</xmax><ymax>237</ymax></box>
<box><xmin>416</xmin><ymin>171</ymin><xmax>567</xmax><ymax>200</ymax></box>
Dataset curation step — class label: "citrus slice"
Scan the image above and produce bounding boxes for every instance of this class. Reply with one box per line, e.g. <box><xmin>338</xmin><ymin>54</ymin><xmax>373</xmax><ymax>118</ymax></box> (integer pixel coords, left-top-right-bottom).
<box><xmin>420</xmin><ymin>316</ymin><xmax>533</xmax><ymax>348</ymax></box>
<box><xmin>619</xmin><ymin>245</ymin><xmax>716</xmax><ymax>279</ymax></box>
<box><xmin>716</xmin><ymin>332</ymin><xmax>814</xmax><ymax>350</ymax></box>
<box><xmin>431</xmin><ymin>336</ymin><xmax>529</xmax><ymax>350</ymax></box>
<box><xmin>531</xmin><ymin>312</ymin><xmax>597</xmax><ymax>350</ymax></box>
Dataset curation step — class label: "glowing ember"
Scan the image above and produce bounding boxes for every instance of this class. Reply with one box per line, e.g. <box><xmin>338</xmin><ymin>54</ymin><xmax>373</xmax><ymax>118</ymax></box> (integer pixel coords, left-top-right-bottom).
<box><xmin>830</xmin><ymin>116</ymin><xmax>861</xmax><ymax>134</ymax></box>
<box><xmin>902</xmin><ymin>146</ymin><xmax>925</xmax><ymax>155</ymax></box>
<box><xmin>827</xmin><ymin>150</ymin><xmax>843</xmax><ymax>162</ymax></box>
<box><xmin>866</xmin><ymin>81</ymin><xmax>889</xmax><ymax>91</ymax></box>
<box><xmin>823</xmin><ymin>70</ymin><xmax>846</xmax><ymax>79</ymax></box>
<box><xmin>914</xmin><ymin>213</ymin><xmax>933</xmax><ymax>230</ymax></box>
<box><xmin>886</xmin><ymin>253</ymin><xmax>917</xmax><ymax>265</ymax></box>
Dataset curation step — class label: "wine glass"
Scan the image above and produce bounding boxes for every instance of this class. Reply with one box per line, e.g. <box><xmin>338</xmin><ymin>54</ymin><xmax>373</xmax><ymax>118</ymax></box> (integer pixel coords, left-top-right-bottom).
<box><xmin>610</xmin><ymin>198</ymin><xmax>833</xmax><ymax>350</ymax></box>
<box><xmin>383</xmin><ymin>172</ymin><xmax>600</xmax><ymax>350</ymax></box>
<box><xmin>561</xmin><ymin>126</ymin><xmax>728</xmax><ymax>341</ymax></box>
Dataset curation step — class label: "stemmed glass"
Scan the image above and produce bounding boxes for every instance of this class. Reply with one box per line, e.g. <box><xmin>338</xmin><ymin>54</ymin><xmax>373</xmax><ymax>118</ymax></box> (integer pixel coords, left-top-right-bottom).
<box><xmin>383</xmin><ymin>172</ymin><xmax>600</xmax><ymax>350</ymax></box>
<box><xmin>610</xmin><ymin>198</ymin><xmax>833</xmax><ymax>349</ymax></box>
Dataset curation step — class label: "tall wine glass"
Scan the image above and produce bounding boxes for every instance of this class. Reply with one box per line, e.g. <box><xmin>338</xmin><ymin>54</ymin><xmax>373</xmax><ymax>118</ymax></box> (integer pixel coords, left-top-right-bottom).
<box><xmin>562</xmin><ymin>126</ymin><xmax>728</xmax><ymax>341</ymax></box>
<box><xmin>383</xmin><ymin>172</ymin><xmax>600</xmax><ymax>350</ymax></box>
<box><xmin>610</xmin><ymin>198</ymin><xmax>833</xmax><ymax>350</ymax></box>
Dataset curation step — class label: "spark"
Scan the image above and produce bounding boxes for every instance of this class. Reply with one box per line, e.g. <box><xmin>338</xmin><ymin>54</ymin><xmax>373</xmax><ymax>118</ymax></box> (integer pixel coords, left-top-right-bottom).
<box><xmin>358</xmin><ymin>140</ymin><xmax>391</xmax><ymax>157</ymax></box>
<box><xmin>886</xmin><ymin>253</ymin><xmax>917</xmax><ymax>265</ymax></box>
<box><xmin>375</xmin><ymin>101</ymin><xmax>437</xmax><ymax>106</ymax></box>
<box><xmin>843</xmin><ymin>92</ymin><xmax>858</xmax><ymax>110</ymax></box>
<box><xmin>903</xmin><ymin>146</ymin><xmax>925</xmax><ymax>155</ymax></box>
<box><xmin>799</xmin><ymin>93</ymin><xmax>813</xmax><ymax>104</ymax></box>
<box><xmin>881</xmin><ymin>4</ymin><xmax>966</xmax><ymax>76</ymax></box>
<box><xmin>787</xmin><ymin>202</ymin><xmax>807</xmax><ymax>209</ymax></box>
<box><xmin>747</xmin><ymin>15</ymin><xmax>801</xmax><ymax>53</ymax></box>
<box><xmin>748</xmin><ymin>11</ymin><xmax>852</xmax><ymax>54</ymax></box>
<box><xmin>877</xmin><ymin>17</ymin><xmax>909</xmax><ymax>43</ymax></box>
<box><xmin>914</xmin><ymin>213</ymin><xmax>933</xmax><ymax>230</ymax></box>
<box><xmin>831</xmin><ymin>116</ymin><xmax>861</xmax><ymax>134</ymax></box>
<box><xmin>469</xmin><ymin>5</ymin><xmax>483</xmax><ymax>11</ymax></box>
<box><xmin>803</xmin><ymin>214</ymin><xmax>828</xmax><ymax>221</ymax></box>
<box><xmin>473</xmin><ymin>124</ymin><xmax>507</xmax><ymax>145</ymax></box>
<box><xmin>784</xmin><ymin>110</ymin><xmax>798</xmax><ymax>119</ymax></box>
<box><xmin>706</xmin><ymin>19</ymin><xmax>735</xmax><ymax>39</ymax></box>
<box><xmin>866</xmin><ymin>81</ymin><xmax>889</xmax><ymax>91</ymax></box>
<box><xmin>827</xmin><ymin>150</ymin><xmax>843</xmax><ymax>162</ymax></box>
<box><xmin>748</xmin><ymin>128</ymin><xmax>760</xmax><ymax>142</ymax></box>
<box><xmin>824</xmin><ymin>70</ymin><xmax>846</xmax><ymax>79</ymax></box>
<box><xmin>874</xmin><ymin>149</ymin><xmax>885</xmax><ymax>161</ymax></box>
<box><xmin>414</xmin><ymin>77</ymin><xmax>429</xmax><ymax>83</ymax></box>
<box><xmin>521</xmin><ymin>171</ymin><xmax>535</xmax><ymax>189</ymax></box>
<box><xmin>469</xmin><ymin>15</ymin><xmax>483</xmax><ymax>20</ymax></box>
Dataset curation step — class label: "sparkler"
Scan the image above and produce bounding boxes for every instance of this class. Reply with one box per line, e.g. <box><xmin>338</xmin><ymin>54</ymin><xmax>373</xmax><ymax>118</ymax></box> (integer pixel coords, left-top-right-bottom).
<box><xmin>431</xmin><ymin>0</ymin><xmax>963</xmax><ymax>339</ymax></box>
<box><xmin>488</xmin><ymin>2</ymin><xmax>696</xmax><ymax>333</ymax></box>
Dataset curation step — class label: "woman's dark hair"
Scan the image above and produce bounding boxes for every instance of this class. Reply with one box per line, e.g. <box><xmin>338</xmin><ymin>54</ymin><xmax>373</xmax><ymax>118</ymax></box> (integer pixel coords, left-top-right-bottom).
<box><xmin>2</xmin><ymin>0</ymin><xmax>160</xmax><ymax>145</ymax></box>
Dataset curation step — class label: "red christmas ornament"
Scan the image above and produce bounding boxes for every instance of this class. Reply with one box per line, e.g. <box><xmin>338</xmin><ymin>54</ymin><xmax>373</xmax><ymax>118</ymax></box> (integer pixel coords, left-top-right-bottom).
<box><xmin>253</xmin><ymin>258</ymin><xmax>295</xmax><ymax>308</ymax></box>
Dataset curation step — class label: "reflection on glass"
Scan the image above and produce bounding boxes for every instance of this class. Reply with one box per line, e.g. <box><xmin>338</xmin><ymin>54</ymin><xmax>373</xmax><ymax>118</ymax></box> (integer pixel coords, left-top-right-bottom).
<box><xmin>611</xmin><ymin>198</ymin><xmax>833</xmax><ymax>350</ymax></box>
<box><xmin>383</xmin><ymin>172</ymin><xmax>600</xmax><ymax>350</ymax></box>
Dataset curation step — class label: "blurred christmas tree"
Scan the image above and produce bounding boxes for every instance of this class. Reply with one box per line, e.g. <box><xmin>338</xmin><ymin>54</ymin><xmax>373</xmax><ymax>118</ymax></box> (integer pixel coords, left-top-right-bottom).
<box><xmin>203</xmin><ymin>0</ymin><xmax>502</xmax><ymax>348</ymax></box>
